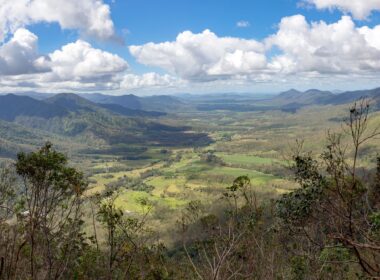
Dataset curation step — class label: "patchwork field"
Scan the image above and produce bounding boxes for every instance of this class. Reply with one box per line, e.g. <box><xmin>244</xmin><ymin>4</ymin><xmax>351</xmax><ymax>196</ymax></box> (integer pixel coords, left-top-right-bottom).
<box><xmin>81</xmin><ymin>104</ymin><xmax>380</xmax><ymax>228</ymax></box>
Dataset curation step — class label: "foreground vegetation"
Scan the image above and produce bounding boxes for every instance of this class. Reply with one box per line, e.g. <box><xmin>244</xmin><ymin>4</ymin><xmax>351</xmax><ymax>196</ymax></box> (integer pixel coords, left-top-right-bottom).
<box><xmin>0</xmin><ymin>100</ymin><xmax>379</xmax><ymax>279</ymax></box>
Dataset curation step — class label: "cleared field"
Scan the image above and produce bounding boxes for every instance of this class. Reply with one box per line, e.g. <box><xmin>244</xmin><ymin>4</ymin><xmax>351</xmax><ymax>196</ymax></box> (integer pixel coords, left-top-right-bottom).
<box><xmin>115</xmin><ymin>190</ymin><xmax>188</xmax><ymax>213</ymax></box>
<box><xmin>146</xmin><ymin>176</ymin><xmax>186</xmax><ymax>196</ymax></box>
<box><xmin>216</xmin><ymin>153</ymin><xmax>282</xmax><ymax>166</ymax></box>
<box><xmin>86</xmin><ymin>144</ymin><xmax>291</xmax><ymax>213</ymax></box>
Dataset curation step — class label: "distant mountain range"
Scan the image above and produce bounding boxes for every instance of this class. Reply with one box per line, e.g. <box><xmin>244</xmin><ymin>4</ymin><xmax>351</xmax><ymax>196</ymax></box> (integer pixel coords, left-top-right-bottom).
<box><xmin>190</xmin><ymin>87</ymin><xmax>380</xmax><ymax>112</ymax></box>
<box><xmin>1</xmin><ymin>87</ymin><xmax>379</xmax><ymax>158</ymax></box>
<box><xmin>0</xmin><ymin>91</ymin><xmax>186</xmax><ymax>112</ymax></box>
<box><xmin>79</xmin><ymin>93</ymin><xmax>185</xmax><ymax>112</ymax></box>
<box><xmin>327</xmin><ymin>87</ymin><xmax>380</xmax><ymax>106</ymax></box>
<box><xmin>274</xmin><ymin>89</ymin><xmax>334</xmax><ymax>104</ymax></box>
<box><xmin>0</xmin><ymin>94</ymin><xmax>68</xmax><ymax>121</ymax></box>
<box><xmin>271</xmin><ymin>87</ymin><xmax>380</xmax><ymax>113</ymax></box>
<box><xmin>4</xmin><ymin>86</ymin><xmax>379</xmax><ymax>113</ymax></box>
<box><xmin>0</xmin><ymin>93</ymin><xmax>166</xmax><ymax>121</ymax></box>
<box><xmin>0</xmin><ymin>93</ymin><xmax>211</xmax><ymax>158</ymax></box>
<box><xmin>275</xmin><ymin>87</ymin><xmax>380</xmax><ymax>105</ymax></box>
<box><xmin>1</xmin><ymin>86</ymin><xmax>379</xmax><ymax>121</ymax></box>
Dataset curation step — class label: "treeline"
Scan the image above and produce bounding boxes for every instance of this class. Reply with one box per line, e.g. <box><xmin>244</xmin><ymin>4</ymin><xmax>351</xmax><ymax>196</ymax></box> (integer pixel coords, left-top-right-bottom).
<box><xmin>0</xmin><ymin>100</ymin><xmax>380</xmax><ymax>279</ymax></box>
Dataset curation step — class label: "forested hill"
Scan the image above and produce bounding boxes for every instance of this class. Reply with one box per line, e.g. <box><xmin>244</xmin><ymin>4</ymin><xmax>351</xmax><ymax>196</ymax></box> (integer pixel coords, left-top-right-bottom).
<box><xmin>0</xmin><ymin>93</ymin><xmax>211</xmax><ymax>158</ymax></box>
<box><xmin>0</xmin><ymin>93</ymin><xmax>166</xmax><ymax>121</ymax></box>
<box><xmin>80</xmin><ymin>93</ymin><xmax>186</xmax><ymax>112</ymax></box>
<box><xmin>0</xmin><ymin>94</ymin><xmax>68</xmax><ymax>121</ymax></box>
<box><xmin>274</xmin><ymin>87</ymin><xmax>380</xmax><ymax>107</ymax></box>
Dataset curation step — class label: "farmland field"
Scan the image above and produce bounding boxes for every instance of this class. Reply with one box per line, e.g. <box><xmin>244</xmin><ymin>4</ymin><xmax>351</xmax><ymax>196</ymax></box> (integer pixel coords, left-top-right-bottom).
<box><xmin>79</xmin><ymin>103</ymin><xmax>380</xmax><ymax>238</ymax></box>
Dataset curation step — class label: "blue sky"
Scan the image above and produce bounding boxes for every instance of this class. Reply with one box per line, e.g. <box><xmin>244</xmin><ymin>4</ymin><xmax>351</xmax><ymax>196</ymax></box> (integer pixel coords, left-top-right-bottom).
<box><xmin>32</xmin><ymin>0</ymin><xmax>372</xmax><ymax>69</ymax></box>
<box><xmin>1</xmin><ymin>0</ymin><xmax>380</xmax><ymax>94</ymax></box>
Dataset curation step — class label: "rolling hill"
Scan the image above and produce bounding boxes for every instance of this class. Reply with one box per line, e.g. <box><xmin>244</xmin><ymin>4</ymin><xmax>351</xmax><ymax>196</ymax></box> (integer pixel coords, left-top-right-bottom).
<box><xmin>81</xmin><ymin>93</ymin><xmax>185</xmax><ymax>112</ymax></box>
<box><xmin>275</xmin><ymin>87</ymin><xmax>380</xmax><ymax>106</ymax></box>
<box><xmin>269</xmin><ymin>87</ymin><xmax>380</xmax><ymax>113</ymax></box>
<box><xmin>0</xmin><ymin>93</ymin><xmax>166</xmax><ymax>121</ymax></box>
<box><xmin>273</xmin><ymin>89</ymin><xmax>334</xmax><ymax>105</ymax></box>
<box><xmin>1</xmin><ymin>87</ymin><xmax>379</xmax><ymax>160</ymax></box>
<box><xmin>47</xmin><ymin>93</ymin><xmax>167</xmax><ymax>117</ymax></box>
<box><xmin>0</xmin><ymin>93</ymin><xmax>211</xmax><ymax>159</ymax></box>
<box><xmin>0</xmin><ymin>94</ymin><xmax>68</xmax><ymax>121</ymax></box>
<box><xmin>326</xmin><ymin>87</ymin><xmax>380</xmax><ymax>105</ymax></box>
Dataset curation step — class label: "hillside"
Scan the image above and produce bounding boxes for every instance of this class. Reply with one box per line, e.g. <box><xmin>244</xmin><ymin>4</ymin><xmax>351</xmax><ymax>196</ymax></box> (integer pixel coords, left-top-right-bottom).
<box><xmin>81</xmin><ymin>93</ymin><xmax>185</xmax><ymax>112</ymax></box>
<box><xmin>326</xmin><ymin>87</ymin><xmax>380</xmax><ymax>105</ymax></box>
<box><xmin>0</xmin><ymin>94</ymin><xmax>68</xmax><ymax>121</ymax></box>
<box><xmin>45</xmin><ymin>93</ymin><xmax>99</xmax><ymax>112</ymax></box>
<box><xmin>273</xmin><ymin>89</ymin><xmax>334</xmax><ymax>105</ymax></box>
<box><xmin>1</xmin><ymin>88</ymin><xmax>379</xmax><ymax>159</ymax></box>
<box><xmin>47</xmin><ymin>93</ymin><xmax>167</xmax><ymax>117</ymax></box>
<box><xmin>98</xmin><ymin>103</ymin><xmax>165</xmax><ymax>117</ymax></box>
<box><xmin>82</xmin><ymin>93</ymin><xmax>141</xmax><ymax>109</ymax></box>
<box><xmin>0</xmin><ymin>119</ymin><xmax>85</xmax><ymax>158</ymax></box>
<box><xmin>266</xmin><ymin>87</ymin><xmax>380</xmax><ymax>113</ymax></box>
<box><xmin>0</xmin><ymin>119</ymin><xmax>44</xmax><ymax>157</ymax></box>
<box><xmin>0</xmin><ymin>93</ymin><xmax>211</xmax><ymax>159</ymax></box>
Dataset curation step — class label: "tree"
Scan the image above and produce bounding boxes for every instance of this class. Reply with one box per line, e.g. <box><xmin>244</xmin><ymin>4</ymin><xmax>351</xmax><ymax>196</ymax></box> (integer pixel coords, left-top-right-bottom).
<box><xmin>277</xmin><ymin>99</ymin><xmax>380</xmax><ymax>278</ymax></box>
<box><xmin>180</xmin><ymin>176</ymin><xmax>281</xmax><ymax>279</ymax></box>
<box><xmin>14</xmin><ymin>142</ymin><xmax>87</xmax><ymax>279</ymax></box>
<box><xmin>0</xmin><ymin>164</ymin><xmax>17</xmax><ymax>279</ymax></box>
<box><xmin>92</xmin><ymin>191</ymin><xmax>164</xmax><ymax>279</ymax></box>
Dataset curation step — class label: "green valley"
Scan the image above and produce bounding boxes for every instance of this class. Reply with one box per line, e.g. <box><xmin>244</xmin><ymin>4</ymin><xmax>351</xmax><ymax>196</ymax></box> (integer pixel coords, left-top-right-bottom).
<box><xmin>1</xmin><ymin>88</ymin><xmax>380</xmax><ymax>278</ymax></box>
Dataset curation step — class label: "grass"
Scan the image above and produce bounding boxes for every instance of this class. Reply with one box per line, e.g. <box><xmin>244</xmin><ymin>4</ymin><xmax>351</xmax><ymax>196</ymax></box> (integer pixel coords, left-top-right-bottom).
<box><xmin>115</xmin><ymin>190</ymin><xmax>188</xmax><ymax>213</ymax></box>
<box><xmin>145</xmin><ymin>176</ymin><xmax>186</xmax><ymax>196</ymax></box>
<box><xmin>87</xmin><ymin>146</ymin><xmax>289</xmax><ymax>213</ymax></box>
<box><xmin>203</xmin><ymin>166</ymin><xmax>278</xmax><ymax>185</ymax></box>
<box><xmin>216</xmin><ymin>153</ymin><xmax>282</xmax><ymax>167</ymax></box>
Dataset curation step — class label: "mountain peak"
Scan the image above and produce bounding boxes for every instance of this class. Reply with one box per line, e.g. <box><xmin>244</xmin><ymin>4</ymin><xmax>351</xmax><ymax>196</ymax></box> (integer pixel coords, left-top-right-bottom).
<box><xmin>304</xmin><ymin>89</ymin><xmax>333</xmax><ymax>96</ymax></box>
<box><xmin>0</xmin><ymin>94</ymin><xmax>68</xmax><ymax>121</ymax></box>
<box><xmin>46</xmin><ymin>93</ymin><xmax>96</xmax><ymax>112</ymax></box>
<box><xmin>281</xmin><ymin>89</ymin><xmax>301</xmax><ymax>95</ymax></box>
<box><xmin>49</xmin><ymin>93</ymin><xmax>88</xmax><ymax>101</ymax></box>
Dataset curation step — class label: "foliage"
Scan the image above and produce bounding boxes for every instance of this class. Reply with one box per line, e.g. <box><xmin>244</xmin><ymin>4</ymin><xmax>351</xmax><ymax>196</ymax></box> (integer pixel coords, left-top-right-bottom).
<box><xmin>1</xmin><ymin>142</ymin><xmax>87</xmax><ymax>279</ymax></box>
<box><xmin>276</xmin><ymin>99</ymin><xmax>380</xmax><ymax>278</ymax></box>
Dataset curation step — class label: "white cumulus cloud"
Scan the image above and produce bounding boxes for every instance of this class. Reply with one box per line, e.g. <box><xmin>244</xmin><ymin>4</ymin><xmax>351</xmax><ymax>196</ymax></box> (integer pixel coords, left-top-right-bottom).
<box><xmin>129</xmin><ymin>29</ymin><xmax>266</xmax><ymax>81</ymax></box>
<box><xmin>305</xmin><ymin>0</ymin><xmax>380</xmax><ymax>19</ymax></box>
<box><xmin>42</xmin><ymin>40</ymin><xmax>128</xmax><ymax>82</ymax></box>
<box><xmin>3</xmin><ymin>8</ymin><xmax>380</xmax><ymax>93</ymax></box>
<box><xmin>0</xmin><ymin>29</ymin><xmax>178</xmax><ymax>92</ymax></box>
<box><xmin>267</xmin><ymin>15</ymin><xmax>380</xmax><ymax>75</ymax></box>
<box><xmin>120</xmin><ymin>72</ymin><xmax>181</xmax><ymax>90</ymax></box>
<box><xmin>0</xmin><ymin>28</ymin><xmax>48</xmax><ymax>75</ymax></box>
<box><xmin>0</xmin><ymin>0</ymin><xmax>115</xmax><ymax>42</ymax></box>
<box><xmin>129</xmin><ymin>16</ymin><xmax>380</xmax><ymax>85</ymax></box>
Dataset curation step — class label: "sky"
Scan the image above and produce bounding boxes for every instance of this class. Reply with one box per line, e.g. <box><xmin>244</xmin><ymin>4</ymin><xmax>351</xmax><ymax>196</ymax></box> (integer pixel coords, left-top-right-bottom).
<box><xmin>0</xmin><ymin>0</ymin><xmax>380</xmax><ymax>95</ymax></box>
